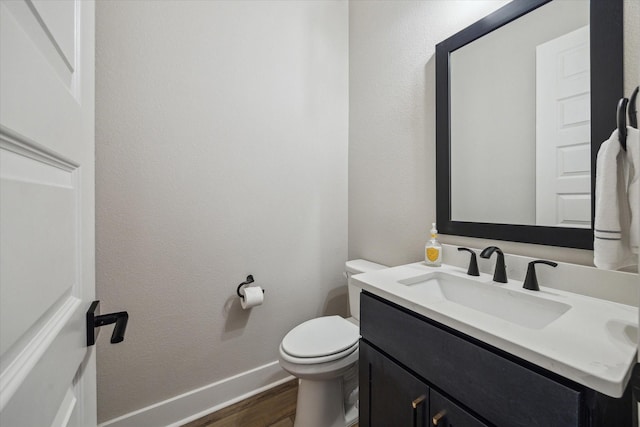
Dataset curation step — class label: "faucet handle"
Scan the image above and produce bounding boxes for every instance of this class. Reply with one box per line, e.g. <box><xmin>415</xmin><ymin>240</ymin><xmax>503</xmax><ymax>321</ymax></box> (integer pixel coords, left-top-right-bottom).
<box><xmin>523</xmin><ymin>260</ymin><xmax>558</xmax><ymax>291</ymax></box>
<box><xmin>457</xmin><ymin>247</ymin><xmax>479</xmax><ymax>276</ymax></box>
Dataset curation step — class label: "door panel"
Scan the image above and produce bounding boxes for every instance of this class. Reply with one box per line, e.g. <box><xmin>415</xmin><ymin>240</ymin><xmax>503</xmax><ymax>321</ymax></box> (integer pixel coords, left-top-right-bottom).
<box><xmin>536</xmin><ymin>25</ymin><xmax>591</xmax><ymax>228</ymax></box>
<box><xmin>0</xmin><ymin>0</ymin><xmax>95</xmax><ymax>425</ymax></box>
<box><xmin>0</xmin><ymin>0</ymin><xmax>82</xmax><ymax>146</ymax></box>
<box><xmin>30</xmin><ymin>0</ymin><xmax>77</xmax><ymax>68</ymax></box>
<box><xmin>0</xmin><ymin>144</ymin><xmax>78</xmax><ymax>358</ymax></box>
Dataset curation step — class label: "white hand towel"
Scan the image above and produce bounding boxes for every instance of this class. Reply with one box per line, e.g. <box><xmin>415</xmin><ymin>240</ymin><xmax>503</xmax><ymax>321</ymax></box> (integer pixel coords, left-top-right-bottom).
<box><xmin>594</xmin><ymin>129</ymin><xmax>635</xmax><ymax>270</ymax></box>
<box><xmin>626</xmin><ymin>127</ymin><xmax>639</xmax><ymax>253</ymax></box>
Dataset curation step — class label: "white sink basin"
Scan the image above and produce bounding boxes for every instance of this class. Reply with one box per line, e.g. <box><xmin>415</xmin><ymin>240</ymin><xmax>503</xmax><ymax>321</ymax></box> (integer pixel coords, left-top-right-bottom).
<box><xmin>398</xmin><ymin>272</ymin><xmax>571</xmax><ymax>329</ymax></box>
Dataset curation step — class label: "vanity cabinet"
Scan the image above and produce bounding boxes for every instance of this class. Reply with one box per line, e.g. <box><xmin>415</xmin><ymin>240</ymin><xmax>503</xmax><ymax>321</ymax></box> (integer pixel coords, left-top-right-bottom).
<box><xmin>360</xmin><ymin>341</ymin><xmax>487</xmax><ymax>427</ymax></box>
<box><xmin>359</xmin><ymin>291</ymin><xmax>632</xmax><ymax>427</ymax></box>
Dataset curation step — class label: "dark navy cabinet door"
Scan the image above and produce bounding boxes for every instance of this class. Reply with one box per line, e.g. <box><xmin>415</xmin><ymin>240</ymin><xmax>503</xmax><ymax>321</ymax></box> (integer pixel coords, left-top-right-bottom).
<box><xmin>360</xmin><ymin>341</ymin><xmax>429</xmax><ymax>427</ymax></box>
<box><xmin>430</xmin><ymin>390</ymin><xmax>488</xmax><ymax>427</ymax></box>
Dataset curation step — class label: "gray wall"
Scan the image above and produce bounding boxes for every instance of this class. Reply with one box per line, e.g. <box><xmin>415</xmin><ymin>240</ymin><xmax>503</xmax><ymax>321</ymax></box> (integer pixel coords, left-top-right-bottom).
<box><xmin>349</xmin><ymin>0</ymin><xmax>640</xmax><ymax>268</ymax></box>
<box><xmin>349</xmin><ymin>0</ymin><xmax>507</xmax><ymax>267</ymax></box>
<box><xmin>96</xmin><ymin>1</ymin><xmax>348</xmax><ymax>422</ymax></box>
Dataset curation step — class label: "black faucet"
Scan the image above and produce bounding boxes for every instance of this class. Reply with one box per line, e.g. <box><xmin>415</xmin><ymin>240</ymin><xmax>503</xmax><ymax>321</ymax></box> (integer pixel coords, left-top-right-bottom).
<box><xmin>523</xmin><ymin>260</ymin><xmax>558</xmax><ymax>291</ymax></box>
<box><xmin>457</xmin><ymin>247</ymin><xmax>479</xmax><ymax>276</ymax></box>
<box><xmin>479</xmin><ymin>246</ymin><xmax>507</xmax><ymax>283</ymax></box>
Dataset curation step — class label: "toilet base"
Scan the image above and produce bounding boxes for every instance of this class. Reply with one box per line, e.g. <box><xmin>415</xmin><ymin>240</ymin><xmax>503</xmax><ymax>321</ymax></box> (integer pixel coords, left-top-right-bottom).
<box><xmin>293</xmin><ymin>377</ymin><xmax>357</xmax><ymax>427</ymax></box>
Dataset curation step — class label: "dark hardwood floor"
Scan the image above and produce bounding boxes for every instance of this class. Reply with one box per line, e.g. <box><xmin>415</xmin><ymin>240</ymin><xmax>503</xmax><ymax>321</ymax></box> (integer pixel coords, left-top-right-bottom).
<box><xmin>182</xmin><ymin>379</ymin><xmax>359</xmax><ymax>427</ymax></box>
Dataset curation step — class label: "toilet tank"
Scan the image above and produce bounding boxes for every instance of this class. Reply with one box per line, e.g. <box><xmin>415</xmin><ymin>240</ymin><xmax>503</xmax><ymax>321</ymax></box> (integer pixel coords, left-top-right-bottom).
<box><xmin>345</xmin><ymin>259</ymin><xmax>387</xmax><ymax>321</ymax></box>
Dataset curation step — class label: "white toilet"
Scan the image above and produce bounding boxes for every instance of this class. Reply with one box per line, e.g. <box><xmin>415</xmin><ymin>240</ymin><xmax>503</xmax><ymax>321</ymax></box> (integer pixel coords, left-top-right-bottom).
<box><xmin>278</xmin><ymin>260</ymin><xmax>387</xmax><ymax>427</ymax></box>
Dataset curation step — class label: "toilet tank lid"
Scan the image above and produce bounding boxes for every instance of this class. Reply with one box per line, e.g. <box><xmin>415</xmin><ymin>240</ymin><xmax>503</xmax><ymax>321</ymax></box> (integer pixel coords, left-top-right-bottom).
<box><xmin>345</xmin><ymin>259</ymin><xmax>387</xmax><ymax>274</ymax></box>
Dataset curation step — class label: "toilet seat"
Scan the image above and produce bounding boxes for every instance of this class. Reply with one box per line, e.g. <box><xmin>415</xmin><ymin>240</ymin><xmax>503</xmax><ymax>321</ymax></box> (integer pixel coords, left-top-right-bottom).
<box><xmin>280</xmin><ymin>316</ymin><xmax>360</xmax><ymax>365</ymax></box>
<box><xmin>280</xmin><ymin>341</ymin><xmax>358</xmax><ymax>365</ymax></box>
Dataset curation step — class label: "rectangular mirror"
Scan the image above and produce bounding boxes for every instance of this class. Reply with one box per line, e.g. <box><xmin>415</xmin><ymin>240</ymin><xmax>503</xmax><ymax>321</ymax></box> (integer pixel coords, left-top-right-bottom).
<box><xmin>436</xmin><ymin>0</ymin><xmax>623</xmax><ymax>249</ymax></box>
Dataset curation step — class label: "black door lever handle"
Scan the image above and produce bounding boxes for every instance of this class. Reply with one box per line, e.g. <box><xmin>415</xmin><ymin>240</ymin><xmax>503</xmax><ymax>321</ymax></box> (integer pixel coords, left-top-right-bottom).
<box><xmin>86</xmin><ymin>300</ymin><xmax>129</xmax><ymax>346</ymax></box>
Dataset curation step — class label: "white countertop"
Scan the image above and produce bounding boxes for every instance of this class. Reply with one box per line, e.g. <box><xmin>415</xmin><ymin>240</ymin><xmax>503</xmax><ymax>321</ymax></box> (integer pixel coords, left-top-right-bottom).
<box><xmin>353</xmin><ymin>262</ymin><xmax>638</xmax><ymax>398</ymax></box>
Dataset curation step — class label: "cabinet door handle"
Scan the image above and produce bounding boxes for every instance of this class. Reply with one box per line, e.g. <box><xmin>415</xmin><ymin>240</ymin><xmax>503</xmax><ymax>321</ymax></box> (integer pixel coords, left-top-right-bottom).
<box><xmin>412</xmin><ymin>394</ymin><xmax>427</xmax><ymax>427</ymax></box>
<box><xmin>411</xmin><ymin>394</ymin><xmax>426</xmax><ymax>409</ymax></box>
<box><xmin>432</xmin><ymin>409</ymin><xmax>447</xmax><ymax>426</ymax></box>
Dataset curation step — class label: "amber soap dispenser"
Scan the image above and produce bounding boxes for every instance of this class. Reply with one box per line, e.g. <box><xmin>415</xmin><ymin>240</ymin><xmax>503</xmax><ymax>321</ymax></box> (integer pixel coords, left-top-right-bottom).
<box><xmin>425</xmin><ymin>223</ymin><xmax>442</xmax><ymax>267</ymax></box>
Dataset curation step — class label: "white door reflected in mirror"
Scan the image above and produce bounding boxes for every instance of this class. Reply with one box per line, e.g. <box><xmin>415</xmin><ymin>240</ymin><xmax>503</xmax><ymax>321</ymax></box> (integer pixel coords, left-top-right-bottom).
<box><xmin>536</xmin><ymin>26</ymin><xmax>591</xmax><ymax>228</ymax></box>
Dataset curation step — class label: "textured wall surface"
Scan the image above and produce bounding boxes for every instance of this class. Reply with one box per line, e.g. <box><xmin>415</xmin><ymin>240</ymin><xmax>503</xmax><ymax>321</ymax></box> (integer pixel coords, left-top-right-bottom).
<box><xmin>349</xmin><ymin>0</ymin><xmax>508</xmax><ymax>267</ymax></box>
<box><xmin>349</xmin><ymin>0</ymin><xmax>640</xmax><ymax>268</ymax></box>
<box><xmin>95</xmin><ymin>1</ymin><xmax>348</xmax><ymax>422</ymax></box>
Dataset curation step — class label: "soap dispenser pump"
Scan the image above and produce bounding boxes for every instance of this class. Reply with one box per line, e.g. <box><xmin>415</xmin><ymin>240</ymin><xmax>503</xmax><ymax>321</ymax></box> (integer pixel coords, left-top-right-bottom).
<box><xmin>425</xmin><ymin>223</ymin><xmax>442</xmax><ymax>267</ymax></box>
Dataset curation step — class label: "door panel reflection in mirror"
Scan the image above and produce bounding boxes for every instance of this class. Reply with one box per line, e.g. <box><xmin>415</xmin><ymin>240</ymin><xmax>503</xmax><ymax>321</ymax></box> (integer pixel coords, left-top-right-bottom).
<box><xmin>536</xmin><ymin>26</ymin><xmax>591</xmax><ymax>228</ymax></box>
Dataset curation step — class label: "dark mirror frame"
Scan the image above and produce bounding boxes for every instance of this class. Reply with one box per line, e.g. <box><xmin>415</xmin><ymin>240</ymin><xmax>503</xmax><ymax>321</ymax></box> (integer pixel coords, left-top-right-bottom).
<box><xmin>436</xmin><ymin>0</ymin><xmax>623</xmax><ymax>250</ymax></box>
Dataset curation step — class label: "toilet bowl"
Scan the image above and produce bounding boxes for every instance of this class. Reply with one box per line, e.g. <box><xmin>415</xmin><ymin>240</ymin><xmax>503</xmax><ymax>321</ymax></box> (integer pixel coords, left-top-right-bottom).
<box><xmin>278</xmin><ymin>260</ymin><xmax>387</xmax><ymax>427</ymax></box>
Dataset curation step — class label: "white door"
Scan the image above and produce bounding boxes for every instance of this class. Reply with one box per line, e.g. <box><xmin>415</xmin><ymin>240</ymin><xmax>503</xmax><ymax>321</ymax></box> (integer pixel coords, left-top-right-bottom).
<box><xmin>536</xmin><ymin>26</ymin><xmax>591</xmax><ymax>228</ymax></box>
<box><xmin>0</xmin><ymin>0</ymin><xmax>96</xmax><ymax>426</ymax></box>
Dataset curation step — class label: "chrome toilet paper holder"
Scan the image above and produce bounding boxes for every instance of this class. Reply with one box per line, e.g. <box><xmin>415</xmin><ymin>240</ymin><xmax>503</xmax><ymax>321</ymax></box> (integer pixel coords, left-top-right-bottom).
<box><xmin>236</xmin><ymin>275</ymin><xmax>264</xmax><ymax>299</ymax></box>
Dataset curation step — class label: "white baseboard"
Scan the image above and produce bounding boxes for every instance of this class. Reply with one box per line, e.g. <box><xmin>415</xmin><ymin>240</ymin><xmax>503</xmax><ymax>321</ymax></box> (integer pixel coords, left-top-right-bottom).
<box><xmin>99</xmin><ymin>361</ymin><xmax>294</xmax><ymax>427</ymax></box>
